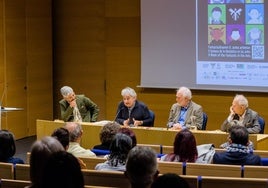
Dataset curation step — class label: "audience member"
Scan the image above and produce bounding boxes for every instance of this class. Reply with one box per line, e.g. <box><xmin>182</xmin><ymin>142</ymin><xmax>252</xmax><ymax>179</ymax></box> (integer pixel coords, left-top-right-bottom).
<box><xmin>27</xmin><ymin>136</ymin><xmax>64</xmax><ymax>188</ymax></box>
<box><xmin>167</xmin><ymin>86</ymin><xmax>203</xmax><ymax>130</ymax></box>
<box><xmin>95</xmin><ymin>133</ymin><xmax>132</xmax><ymax>171</ymax></box>
<box><xmin>118</xmin><ymin>127</ymin><xmax>137</xmax><ymax>147</ymax></box>
<box><xmin>64</xmin><ymin>122</ymin><xmax>96</xmax><ymax>158</ymax></box>
<box><xmin>93</xmin><ymin>121</ymin><xmax>121</xmax><ymax>150</ymax></box>
<box><xmin>51</xmin><ymin>127</ymin><xmax>87</xmax><ymax>169</ymax></box>
<box><xmin>220</xmin><ymin>120</ymin><xmax>254</xmax><ymax>150</ymax></box>
<box><xmin>125</xmin><ymin>146</ymin><xmax>159</xmax><ymax>188</ymax></box>
<box><xmin>151</xmin><ymin>173</ymin><xmax>190</xmax><ymax>188</ymax></box>
<box><xmin>51</xmin><ymin>127</ymin><xmax>70</xmax><ymax>150</ymax></box>
<box><xmin>41</xmin><ymin>151</ymin><xmax>84</xmax><ymax>188</ymax></box>
<box><xmin>160</xmin><ymin>129</ymin><xmax>214</xmax><ymax>164</ymax></box>
<box><xmin>213</xmin><ymin>125</ymin><xmax>261</xmax><ymax>165</ymax></box>
<box><xmin>115</xmin><ymin>87</ymin><xmax>153</xmax><ymax>127</ymax></box>
<box><xmin>0</xmin><ymin>129</ymin><xmax>24</xmax><ymax>165</ymax></box>
<box><xmin>221</xmin><ymin>94</ymin><xmax>260</xmax><ymax>133</ymax></box>
<box><xmin>160</xmin><ymin>129</ymin><xmax>198</xmax><ymax>162</ymax></box>
<box><xmin>59</xmin><ymin>86</ymin><xmax>99</xmax><ymax>122</ymax></box>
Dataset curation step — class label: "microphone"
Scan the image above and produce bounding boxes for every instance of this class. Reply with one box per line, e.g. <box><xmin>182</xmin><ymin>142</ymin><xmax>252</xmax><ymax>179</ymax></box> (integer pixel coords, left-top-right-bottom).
<box><xmin>114</xmin><ymin>107</ymin><xmax>124</xmax><ymax>122</ymax></box>
<box><xmin>167</xmin><ymin>123</ymin><xmax>172</xmax><ymax>130</ymax></box>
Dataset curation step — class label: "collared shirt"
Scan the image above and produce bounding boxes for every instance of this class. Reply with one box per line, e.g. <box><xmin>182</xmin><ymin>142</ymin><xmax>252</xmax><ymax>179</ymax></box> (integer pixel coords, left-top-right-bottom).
<box><xmin>67</xmin><ymin>142</ymin><xmax>96</xmax><ymax>158</ymax></box>
<box><xmin>178</xmin><ymin>106</ymin><xmax>188</xmax><ymax>127</ymax></box>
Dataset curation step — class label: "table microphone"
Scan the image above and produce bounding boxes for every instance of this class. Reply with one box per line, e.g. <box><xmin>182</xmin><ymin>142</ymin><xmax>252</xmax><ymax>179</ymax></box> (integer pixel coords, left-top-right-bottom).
<box><xmin>113</xmin><ymin>107</ymin><xmax>124</xmax><ymax>122</ymax></box>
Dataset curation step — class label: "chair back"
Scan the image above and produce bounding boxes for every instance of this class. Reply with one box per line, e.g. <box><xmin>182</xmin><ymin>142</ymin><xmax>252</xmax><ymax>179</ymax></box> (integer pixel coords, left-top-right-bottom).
<box><xmin>258</xmin><ymin>116</ymin><xmax>265</xmax><ymax>134</ymax></box>
<box><xmin>0</xmin><ymin>162</ymin><xmax>14</xmax><ymax>179</ymax></box>
<box><xmin>0</xmin><ymin>179</ymin><xmax>31</xmax><ymax>188</ymax></box>
<box><xmin>202</xmin><ymin>112</ymin><xmax>208</xmax><ymax>130</ymax></box>
<box><xmin>149</xmin><ymin>110</ymin><xmax>155</xmax><ymax>127</ymax></box>
<box><xmin>82</xmin><ymin>169</ymin><xmax>130</xmax><ymax>188</ymax></box>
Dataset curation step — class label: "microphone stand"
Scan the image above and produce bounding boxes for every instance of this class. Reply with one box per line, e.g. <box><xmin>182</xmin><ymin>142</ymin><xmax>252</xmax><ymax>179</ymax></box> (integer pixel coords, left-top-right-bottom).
<box><xmin>113</xmin><ymin>107</ymin><xmax>124</xmax><ymax>123</ymax></box>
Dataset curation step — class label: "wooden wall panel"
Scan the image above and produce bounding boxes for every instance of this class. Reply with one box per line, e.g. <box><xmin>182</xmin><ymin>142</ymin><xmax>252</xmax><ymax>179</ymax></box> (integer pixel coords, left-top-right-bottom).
<box><xmin>52</xmin><ymin>0</ymin><xmax>106</xmax><ymax>121</ymax></box>
<box><xmin>4</xmin><ymin>0</ymin><xmax>28</xmax><ymax>137</ymax></box>
<box><xmin>26</xmin><ymin>0</ymin><xmax>53</xmax><ymax>135</ymax></box>
<box><xmin>0</xmin><ymin>0</ymin><xmax>52</xmax><ymax>138</ymax></box>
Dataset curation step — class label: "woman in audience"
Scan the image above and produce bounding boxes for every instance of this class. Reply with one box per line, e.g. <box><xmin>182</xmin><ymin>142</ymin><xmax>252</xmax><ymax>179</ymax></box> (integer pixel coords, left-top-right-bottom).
<box><xmin>118</xmin><ymin>127</ymin><xmax>137</xmax><ymax>147</ymax></box>
<box><xmin>160</xmin><ymin>129</ymin><xmax>198</xmax><ymax>162</ymax></box>
<box><xmin>41</xmin><ymin>151</ymin><xmax>84</xmax><ymax>188</ymax></box>
<box><xmin>95</xmin><ymin>133</ymin><xmax>132</xmax><ymax>171</ymax></box>
<box><xmin>93</xmin><ymin>121</ymin><xmax>121</xmax><ymax>150</ymax></box>
<box><xmin>0</xmin><ymin>129</ymin><xmax>24</xmax><ymax>165</ymax></box>
<box><xmin>27</xmin><ymin>136</ymin><xmax>64</xmax><ymax>188</ymax></box>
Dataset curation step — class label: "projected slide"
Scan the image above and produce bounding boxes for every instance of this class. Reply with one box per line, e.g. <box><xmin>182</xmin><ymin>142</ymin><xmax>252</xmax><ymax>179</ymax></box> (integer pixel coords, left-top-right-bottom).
<box><xmin>196</xmin><ymin>0</ymin><xmax>268</xmax><ymax>87</ymax></box>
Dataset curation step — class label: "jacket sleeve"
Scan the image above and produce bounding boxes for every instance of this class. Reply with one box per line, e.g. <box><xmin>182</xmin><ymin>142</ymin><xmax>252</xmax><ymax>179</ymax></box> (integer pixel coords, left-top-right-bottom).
<box><xmin>84</xmin><ymin>96</ymin><xmax>99</xmax><ymax>122</ymax></box>
<box><xmin>59</xmin><ymin>100</ymin><xmax>73</xmax><ymax>122</ymax></box>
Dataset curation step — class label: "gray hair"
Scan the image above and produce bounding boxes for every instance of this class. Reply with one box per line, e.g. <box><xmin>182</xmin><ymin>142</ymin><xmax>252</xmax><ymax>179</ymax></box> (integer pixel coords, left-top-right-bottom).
<box><xmin>126</xmin><ymin>146</ymin><xmax>158</xmax><ymax>187</ymax></box>
<box><xmin>64</xmin><ymin>122</ymin><xmax>82</xmax><ymax>142</ymax></box>
<box><xmin>60</xmin><ymin>86</ymin><xmax>74</xmax><ymax>97</ymax></box>
<box><xmin>30</xmin><ymin>136</ymin><xmax>64</xmax><ymax>187</ymax></box>
<box><xmin>234</xmin><ymin>94</ymin><xmax>248</xmax><ymax>108</ymax></box>
<box><xmin>121</xmin><ymin>87</ymin><xmax>137</xmax><ymax>98</ymax></box>
<box><xmin>177</xmin><ymin>86</ymin><xmax>192</xmax><ymax>99</ymax></box>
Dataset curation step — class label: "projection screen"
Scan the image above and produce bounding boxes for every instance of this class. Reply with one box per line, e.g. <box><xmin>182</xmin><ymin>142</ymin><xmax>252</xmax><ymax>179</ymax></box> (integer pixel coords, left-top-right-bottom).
<box><xmin>140</xmin><ymin>0</ymin><xmax>268</xmax><ymax>92</ymax></box>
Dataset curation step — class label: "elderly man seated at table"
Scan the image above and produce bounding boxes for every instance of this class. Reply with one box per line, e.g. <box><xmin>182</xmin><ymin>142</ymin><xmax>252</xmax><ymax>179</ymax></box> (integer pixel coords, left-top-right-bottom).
<box><xmin>221</xmin><ymin>94</ymin><xmax>260</xmax><ymax>134</ymax></box>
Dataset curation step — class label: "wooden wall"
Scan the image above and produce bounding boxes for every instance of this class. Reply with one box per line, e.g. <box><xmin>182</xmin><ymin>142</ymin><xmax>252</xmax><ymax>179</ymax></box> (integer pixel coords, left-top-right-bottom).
<box><xmin>1</xmin><ymin>0</ymin><xmax>267</xmax><ymax>139</ymax></box>
<box><xmin>52</xmin><ymin>0</ymin><xmax>268</xmax><ymax>133</ymax></box>
<box><xmin>0</xmin><ymin>0</ymin><xmax>52</xmax><ymax>138</ymax></box>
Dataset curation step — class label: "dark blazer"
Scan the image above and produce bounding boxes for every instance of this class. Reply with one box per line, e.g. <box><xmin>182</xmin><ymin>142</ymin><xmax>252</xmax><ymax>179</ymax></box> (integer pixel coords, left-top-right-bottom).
<box><xmin>213</xmin><ymin>151</ymin><xmax>261</xmax><ymax>166</ymax></box>
<box><xmin>115</xmin><ymin>100</ymin><xmax>153</xmax><ymax>127</ymax></box>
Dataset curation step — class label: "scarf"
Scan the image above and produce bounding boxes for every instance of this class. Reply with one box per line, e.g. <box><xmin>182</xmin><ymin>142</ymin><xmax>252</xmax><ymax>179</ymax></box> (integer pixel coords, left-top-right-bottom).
<box><xmin>226</xmin><ymin>143</ymin><xmax>249</xmax><ymax>154</ymax></box>
<box><xmin>73</xmin><ymin>106</ymin><xmax>82</xmax><ymax>123</ymax></box>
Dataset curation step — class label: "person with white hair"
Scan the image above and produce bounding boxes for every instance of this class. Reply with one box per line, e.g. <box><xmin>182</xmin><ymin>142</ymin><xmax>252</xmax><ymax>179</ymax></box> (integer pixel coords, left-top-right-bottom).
<box><xmin>167</xmin><ymin>86</ymin><xmax>203</xmax><ymax>130</ymax></box>
<box><xmin>59</xmin><ymin>86</ymin><xmax>99</xmax><ymax>122</ymax></box>
<box><xmin>221</xmin><ymin>94</ymin><xmax>261</xmax><ymax>134</ymax></box>
<box><xmin>115</xmin><ymin>87</ymin><xmax>153</xmax><ymax>127</ymax></box>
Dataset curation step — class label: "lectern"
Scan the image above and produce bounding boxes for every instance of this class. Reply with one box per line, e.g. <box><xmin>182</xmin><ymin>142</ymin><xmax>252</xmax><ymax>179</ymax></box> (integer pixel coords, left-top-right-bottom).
<box><xmin>0</xmin><ymin>106</ymin><xmax>24</xmax><ymax>129</ymax></box>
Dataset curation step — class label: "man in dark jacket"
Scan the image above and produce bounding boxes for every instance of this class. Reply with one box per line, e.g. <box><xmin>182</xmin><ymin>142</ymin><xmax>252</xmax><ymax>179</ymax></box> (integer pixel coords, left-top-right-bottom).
<box><xmin>213</xmin><ymin>125</ymin><xmax>261</xmax><ymax>165</ymax></box>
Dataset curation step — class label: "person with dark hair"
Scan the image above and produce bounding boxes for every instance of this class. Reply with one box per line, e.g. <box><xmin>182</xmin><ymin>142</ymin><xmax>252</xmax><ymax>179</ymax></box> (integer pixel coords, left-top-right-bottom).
<box><xmin>59</xmin><ymin>85</ymin><xmax>99</xmax><ymax>122</ymax></box>
<box><xmin>64</xmin><ymin>122</ymin><xmax>96</xmax><ymax>158</ymax></box>
<box><xmin>93</xmin><ymin>121</ymin><xmax>121</xmax><ymax>150</ymax></box>
<box><xmin>213</xmin><ymin>125</ymin><xmax>261</xmax><ymax>165</ymax></box>
<box><xmin>51</xmin><ymin>127</ymin><xmax>86</xmax><ymax>169</ymax></box>
<box><xmin>41</xmin><ymin>151</ymin><xmax>84</xmax><ymax>188</ymax></box>
<box><xmin>118</xmin><ymin>127</ymin><xmax>137</xmax><ymax>147</ymax></box>
<box><xmin>51</xmin><ymin>127</ymin><xmax>70</xmax><ymax>150</ymax></box>
<box><xmin>125</xmin><ymin>146</ymin><xmax>159</xmax><ymax>188</ymax></box>
<box><xmin>115</xmin><ymin>87</ymin><xmax>153</xmax><ymax>127</ymax></box>
<box><xmin>27</xmin><ymin>136</ymin><xmax>64</xmax><ymax>188</ymax></box>
<box><xmin>160</xmin><ymin>129</ymin><xmax>198</xmax><ymax>162</ymax></box>
<box><xmin>95</xmin><ymin>133</ymin><xmax>132</xmax><ymax>171</ymax></box>
<box><xmin>209</xmin><ymin>6</ymin><xmax>224</xmax><ymax>24</ymax></box>
<box><xmin>151</xmin><ymin>173</ymin><xmax>190</xmax><ymax>188</ymax></box>
<box><xmin>0</xmin><ymin>129</ymin><xmax>24</xmax><ymax>165</ymax></box>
